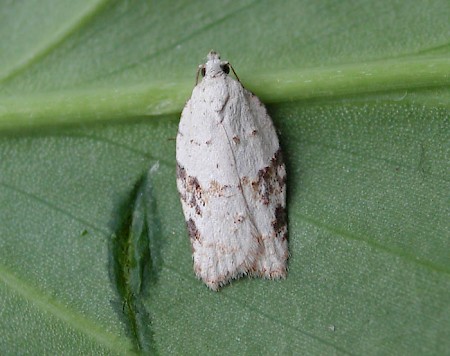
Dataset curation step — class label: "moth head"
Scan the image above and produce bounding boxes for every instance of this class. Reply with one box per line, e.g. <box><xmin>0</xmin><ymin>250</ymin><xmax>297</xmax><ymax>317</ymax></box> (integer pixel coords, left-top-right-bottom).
<box><xmin>203</xmin><ymin>50</ymin><xmax>230</xmax><ymax>78</ymax></box>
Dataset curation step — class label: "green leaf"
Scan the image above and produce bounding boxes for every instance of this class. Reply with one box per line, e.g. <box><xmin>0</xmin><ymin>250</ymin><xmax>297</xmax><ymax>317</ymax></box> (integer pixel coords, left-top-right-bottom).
<box><xmin>0</xmin><ymin>1</ymin><xmax>449</xmax><ymax>354</ymax></box>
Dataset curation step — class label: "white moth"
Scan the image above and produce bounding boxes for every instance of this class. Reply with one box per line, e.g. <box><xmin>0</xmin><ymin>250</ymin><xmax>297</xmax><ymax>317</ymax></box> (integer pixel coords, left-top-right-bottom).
<box><xmin>176</xmin><ymin>51</ymin><xmax>288</xmax><ymax>290</ymax></box>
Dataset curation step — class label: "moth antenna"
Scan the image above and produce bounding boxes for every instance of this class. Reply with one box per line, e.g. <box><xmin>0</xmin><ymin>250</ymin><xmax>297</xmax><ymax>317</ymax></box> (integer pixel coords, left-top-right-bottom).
<box><xmin>196</xmin><ymin>64</ymin><xmax>203</xmax><ymax>85</ymax></box>
<box><xmin>229</xmin><ymin>63</ymin><xmax>241</xmax><ymax>83</ymax></box>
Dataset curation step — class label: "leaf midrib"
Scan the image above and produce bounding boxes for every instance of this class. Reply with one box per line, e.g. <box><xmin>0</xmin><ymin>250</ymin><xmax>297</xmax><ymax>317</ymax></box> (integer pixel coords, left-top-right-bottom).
<box><xmin>0</xmin><ymin>54</ymin><xmax>448</xmax><ymax>131</ymax></box>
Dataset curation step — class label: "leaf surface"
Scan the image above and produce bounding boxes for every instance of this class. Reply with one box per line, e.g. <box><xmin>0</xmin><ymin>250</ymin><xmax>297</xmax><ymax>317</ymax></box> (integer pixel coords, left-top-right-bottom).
<box><xmin>0</xmin><ymin>1</ymin><xmax>449</xmax><ymax>354</ymax></box>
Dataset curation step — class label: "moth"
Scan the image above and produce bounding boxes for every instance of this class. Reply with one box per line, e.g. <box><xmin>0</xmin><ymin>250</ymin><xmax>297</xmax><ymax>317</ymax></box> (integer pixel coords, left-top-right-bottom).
<box><xmin>176</xmin><ymin>51</ymin><xmax>288</xmax><ymax>290</ymax></box>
